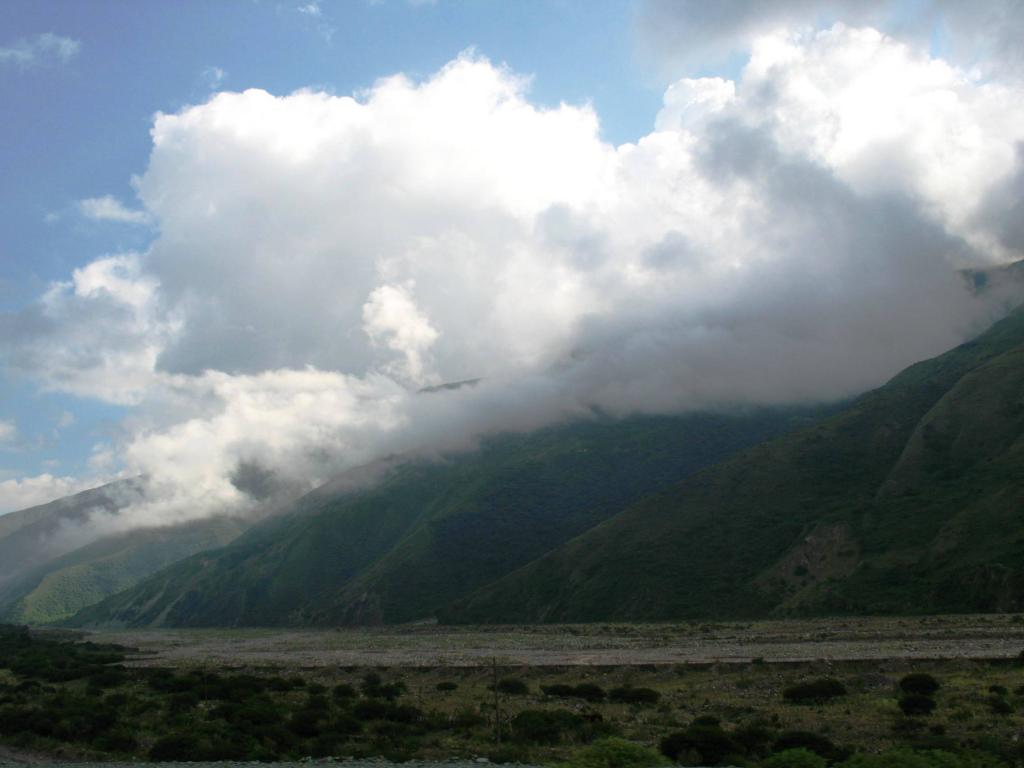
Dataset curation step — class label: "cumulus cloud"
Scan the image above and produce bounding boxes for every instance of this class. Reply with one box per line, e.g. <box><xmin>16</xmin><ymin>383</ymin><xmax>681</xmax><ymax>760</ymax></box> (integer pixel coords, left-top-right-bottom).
<box><xmin>0</xmin><ymin>33</ymin><xmax>80</xmax><ymax>67</ymax></box>
<box><xmin>0</xmin><ymin>422</ymin><xmax>17</xmax><ymax>445</ymax></box>
<box><xmin>2</xmin><ymin>28</ymin><xmax>1024</xmax><ymax>528</ymax></box>
<box><xmin>638</xmin><ymin>1</ymin><xmax>1024</xmax><ymax>82</ymax></box>
<box><xmin>77</xmin><ymin>195</ymin><xmax>152</xmax><ymax>225</ymax></box>
<box><xmin>0</xmin><ymin>253</ymin><xmax>174</xmax><ymax>405</ymax></box>
<box><xmin>0</xmin><ymin>474</ymin><xmax>98</xmax><ymax>515</ymax></box>
<box><xmin>362</xmin><ymin>284</ymin><xmax>440</xmax><ymax>385</ymax></box>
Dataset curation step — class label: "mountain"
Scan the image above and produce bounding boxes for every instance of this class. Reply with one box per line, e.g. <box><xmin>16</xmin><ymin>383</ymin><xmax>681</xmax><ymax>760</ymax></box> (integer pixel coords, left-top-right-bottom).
<box><xmin>0</xmin><ymin>479</ymin><xmax>250</xmax><ymax>624</ymax></box>
<box><xmin>449</xmin><ymin>307</ymin><xmax>1024</xmax><ymax>622</ymax></box>
<box><xmin>0</xmin><ymin>480</ymin><xmax>146</xmax><ymax>587</ymax></box>
<box><xmin>70</xmin><ymin>304</ymin><xmax>1024</xmax><ymax>629</ymax></box>
<box><xmin>68</xmin><ymin>407</ymin><xmax>822</xmax><ymax>627</ymax></box>
<box><xmin>0</xmin><ymin>516</ymin><xmax>246</xmax><ymax>624</ymax></box>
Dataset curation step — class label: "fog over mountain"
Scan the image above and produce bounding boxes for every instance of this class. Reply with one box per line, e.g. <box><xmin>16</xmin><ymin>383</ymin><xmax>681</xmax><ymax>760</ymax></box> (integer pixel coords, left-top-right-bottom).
<box><xmin>2</xmin><ymin>2</ymin><xmax>1024</xmax><ymax>543</ymax></box>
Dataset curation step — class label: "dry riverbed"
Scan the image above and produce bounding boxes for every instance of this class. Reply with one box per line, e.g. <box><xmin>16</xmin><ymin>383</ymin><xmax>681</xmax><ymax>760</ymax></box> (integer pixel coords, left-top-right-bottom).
<box><xmin>86</xmin><ymin>614</ymin><xmax>1024</xmax><ymax>669</ymax></box>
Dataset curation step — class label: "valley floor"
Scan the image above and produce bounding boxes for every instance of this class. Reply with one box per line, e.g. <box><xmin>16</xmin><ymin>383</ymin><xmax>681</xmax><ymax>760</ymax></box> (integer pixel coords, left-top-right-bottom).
<box><xmin>7</xmin><ymin>616</ymin><xmax>1024</xmax><ymax>765</ymax></box>
<box><xmin>87</xmin><ymin>614</ymin><xmax>1024</xmax><ymax>669</ymax></box>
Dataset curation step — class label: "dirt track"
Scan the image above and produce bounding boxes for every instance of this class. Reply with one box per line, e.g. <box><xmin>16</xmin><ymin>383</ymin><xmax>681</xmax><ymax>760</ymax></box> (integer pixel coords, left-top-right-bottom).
<box><xmin>83</xmin><ymin>614</ymin><xmax>1024</xmax><ymax>669</ymax></box>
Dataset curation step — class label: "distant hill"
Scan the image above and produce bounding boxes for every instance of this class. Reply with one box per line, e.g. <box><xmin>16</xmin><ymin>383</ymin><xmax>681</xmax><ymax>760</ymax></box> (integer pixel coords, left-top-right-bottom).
<box><xmin>450</xmin><ymin>307</ymin><xmax>1024</xmax><ymax>622</ymax></box>
<box><xmin>68</xmin><ymin>406</ymin><xmax>822</xmax><ymax>627</ymax></box>
<box><xmin>0</xmin><ymin>516</ymin><xmax>246</xmax><ymax>624</ymax></box>
<box><xmin>0</xmin><ymin>480</ymin><xmax>249</xmax><ymax>624</ymax></box>
<box><xmin>0</xmin><ymin>480</ymin><xmax>145</xmax><ymax>587</ymax></box>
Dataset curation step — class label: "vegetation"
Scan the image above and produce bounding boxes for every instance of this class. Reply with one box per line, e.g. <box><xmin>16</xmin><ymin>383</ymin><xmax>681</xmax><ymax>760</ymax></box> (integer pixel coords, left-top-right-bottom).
<box><xmin>783</xmin><ymin>678</ymin><xmax>848</xmax><ymax>704</ymax></box>
<box><xmin>68</xmin><ymin>406</ymin><xmax>827</xmax><ymax>628</ymax></box>
<box><xmin>454</xmin><ymin>308</ymin><xmax>1024</xmax><ymax>623</ymax></box>
<box><xmin>6</xmin><ymin>624</ymin><xmax>1024</xmax><ymax>766</ymax></box>
<box><xmin>0</xmin><ymin>516</ymin><xmax>244</xmax><ymax>624</ymax></box>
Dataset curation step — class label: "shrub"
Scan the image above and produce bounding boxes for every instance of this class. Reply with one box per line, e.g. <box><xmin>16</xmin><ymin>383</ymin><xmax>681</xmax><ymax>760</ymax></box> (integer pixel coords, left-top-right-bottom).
<box><xmin>561</xmin><ymin>737</ymin><xmax>668</xmax><ymax>768</ymax></box>
<box><xmin>87</xmin><ymin>668</ymin><xmax>128</xmax><ymax>689</ymax></box>
<box><xmin>660</xmin><ymin>723</ymin><xmax>742</xmax><ymax>766</ymax></box>
<box><xmin>899</xmin><ymin>673</ymin><xmax>940</xmax><ymax>696</ymax></box>
<box><xmin>574</xmin><ymin>683</ymin><xmax>607</xmax><ymax>702</ymax></box>
<box><xmin>783</xmin><ymin>678</ymin><xmax>847</xmax><ymax>704</ymax></box>
<box><xmin>733</xmin><ymin>723</ymin><xmax>775</xmax><ymax>756</ymax></box>
<box><xmin>496</xmin><ymin>678</ymin><xmax>530</xmax><ymax>695</ymax></box>
<box><xmin>436</xmin><ymin>681</ymin><xmax>458</xmax><ymax>692</ymax></box>
<box><xmin>333</xmin><ymin>682</ymin><xmax>357</xmax><ymax>700</ymax></box>
<box><xmin>988</xmin><ymin>696</ymin><xmax>1013</xmax><ymax>715</ymax></box>
<box><xmin>512</xmin><ymin>709</ymin><xmax>584</xmax><ymax>744</ymax></box>
<box><xmin>354</xmin><ymin>698</ymin><xmax>393</xmax><ymax>721</ymax></box>
<box><xmin>987</xmin><ymin>684</ymin><xmax>1007</xmax><ymax>696</ymax></box>
<box><xmin>762</xmin><ymin>748</ymin><xmax>827</xmax><ymax>768</ymax></box>
<box><xmin>290</xmin><ymin>708</ymin><xmax>327</xmax><ymax>737</ymax></box>
<box><xmin>361</xmin><ymin>672</ymin><xmax>406</xmax><ymax>701</ymax></box>
<box><xmin>773</xmin><ymin>731</ymin><xmax>849</xmax><ymax>763</ymax></box>
<box><xmin>166</xmin><ymin>691</ymin><xmax>200</xmax><ymax>714</ymax></box>
<box><xmin>609</xmin><ymin>686</ymin><xmax>660</xmax><ymax>705</ymax></box>
<box><xmin>149</xmin><ymin>734</ymin><xmax>201</xmax><ymax>761</ymax></box>
<box><xmin>898</xmin><ymin>694</ymin><xmax>936</xmax><ymax>716</ymax></box>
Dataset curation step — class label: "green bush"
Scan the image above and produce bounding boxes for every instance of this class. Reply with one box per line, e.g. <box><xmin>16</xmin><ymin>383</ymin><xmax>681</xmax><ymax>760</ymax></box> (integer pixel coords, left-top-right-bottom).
<box><xmin>333</xmin><ymin>682</ymin><xmax>357</xmax><ymax>700</ymax></box>
<box><xmin>898</xmin><ymin>694</ymin><xmax>936</xmax><ymax>716</ymax></box>
<box><xmin>496</xmin><ymin>678</ymin><xmax>530</xmax><ymax>695</ymax></box>
<box><xmin>361</xmin><ymin>672</ymin><xmax>406</xmax><ymax>701</ymax></box>
<box><xmin>512</xmin><ymin>709</ymin><xmax>584</xmax><ymax>744</ymax></box>
<box><xmin>899</xmin><ymin>674</ymin><xmax>940</xmax><ymax>696</ymax></box>
<box><xmin>773</xmin><ymin>731</ymin><xmax>849</xmax><ymax>763</ymax></box>
<box><xmin>149</xmin><ymin>733</ymin><xmax>201</xmax><ymax>760</ymax></box>
<box><xmin>575</xmin><ymin>683</ymin><xmax>607</xmax><ymax>702</ymax></box>
<box><xmin>660</xmin><ymin>723</ymin><xmax>743</xmax><ymax>766</ymax></box>
<box><xmin>783</xmin><ymin>678</ymin><xmax>847</xmax><ymax>704</ymax></box>
<box><xmin>609</xmin><ymin>686</ymin><xmax>660</xmax><ymax>705</ymax></box>
<box><xmin>561</xmin><ymin>737</ymin><xmax>668</xmax><ymax>768</ymax></box>
<box><xmin>762</xmin><ymin>748</ymin><xmax>827</xmax><ymax>768</ymax></box>
<box><xmin>436</xmin><ymin>681</ymin><xmax>458</xmax><ymax>692</ymax></box>
<box><xmin>988</xmin><ymin>695</ymin><xmax>1013</xmax><ymax>715</ymax></box>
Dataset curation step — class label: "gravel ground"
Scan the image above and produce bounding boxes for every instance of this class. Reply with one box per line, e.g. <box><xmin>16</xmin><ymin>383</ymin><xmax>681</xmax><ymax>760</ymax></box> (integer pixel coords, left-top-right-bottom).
<box><xmin>83</xmin><ymin>614</ymin><xmax>1024</xmax><ymax>669</ymax></box>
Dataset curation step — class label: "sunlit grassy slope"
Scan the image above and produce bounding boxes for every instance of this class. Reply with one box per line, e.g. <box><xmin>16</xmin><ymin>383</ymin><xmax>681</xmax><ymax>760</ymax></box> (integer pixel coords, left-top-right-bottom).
<box><xmin>0</xmin><ymin>517</ymin><xmax>246</xmax><ymax>624</ymax></box>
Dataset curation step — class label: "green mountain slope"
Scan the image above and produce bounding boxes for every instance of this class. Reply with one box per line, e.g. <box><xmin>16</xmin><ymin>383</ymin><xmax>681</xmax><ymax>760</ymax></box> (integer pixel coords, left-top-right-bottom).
<box><xmin>0</xmin><ymin>516</ymin><xmax>246</xmax><ymax>624</ymax></box>
<box><xmin>68</xmin><ymin>408</ymin><xmax>820</xmax><ymax>627</ymax></box>
<box><xmin>0</xmin><ymin>480</ymin><xmax>146</xmax><ymax>586</ymax></box>
<box><xmin>449</xmin><ymin>308</ymin><xmax>1024</xmax><ymax>622</ymax></box>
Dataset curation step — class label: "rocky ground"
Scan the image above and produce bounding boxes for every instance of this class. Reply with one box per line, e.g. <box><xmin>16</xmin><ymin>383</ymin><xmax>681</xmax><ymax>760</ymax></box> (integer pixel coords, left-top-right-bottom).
<box><xmin>86</xmin><ymin>614</ymin><xmax>1024</xmax><ymax>669</ymax></box>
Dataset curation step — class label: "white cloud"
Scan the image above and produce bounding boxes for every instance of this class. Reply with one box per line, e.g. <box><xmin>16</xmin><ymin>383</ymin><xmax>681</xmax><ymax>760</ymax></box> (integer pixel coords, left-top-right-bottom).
<box><xmin>201</xmin><ymin>66</ymin><xmax>226</xmax><ymax>90</ymax></box>
<box><xmin>0</xmin><ymin>421</ymin><xmax>17</xmax><ymax>445</ymax></box>
<box><xmin>2</xmin><ymin>37</ymin><xmax>1024</xmax><ymax>530</ymax></box>
<box><xmin>0</xmin><ymin>474</ymin><xmax>96</xmax><ymax>515</ymax></box>
<box><xmin>0</xmin><ymin>33</ymin><xmax>81</xmax><ymax>67</ymax></box>
<box><xmin>77</xmin><ymin>195</ymin><xmax>152</xmax><ymax>225</ymax></box>
<box><xmin>2</xmin><ymin>253</ymin><xmax>174</xmax><ymax>405</ymax></box>
<box><xmin>362</xmin><ymin>284</ymin><xmax>440</xmax><ymax>385</ymax></box>
<box><xmin>297</xmin><ymin>2</ymin><xmax>322</xmax><ymax>16</ymax></box>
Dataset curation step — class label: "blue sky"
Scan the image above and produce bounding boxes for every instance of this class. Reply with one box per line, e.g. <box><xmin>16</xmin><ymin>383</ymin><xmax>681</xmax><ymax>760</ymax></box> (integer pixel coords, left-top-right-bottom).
<box><xmin>0</xmin><ymin>0</ymin><xmax>664</xmax><ymax>485</ymax></box>
<box><xmin>1</xmin><ymin>0</ymin><xmax>1022</xmax><ymax>516</ymax></box>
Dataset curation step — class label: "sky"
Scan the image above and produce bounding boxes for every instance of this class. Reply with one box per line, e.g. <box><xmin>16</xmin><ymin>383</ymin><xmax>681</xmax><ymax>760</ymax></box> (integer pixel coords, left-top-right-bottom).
<box><xmin>1</xmin><ymin>0</ymin><xmax>1023</xmax><ymax>526</ymax></box>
